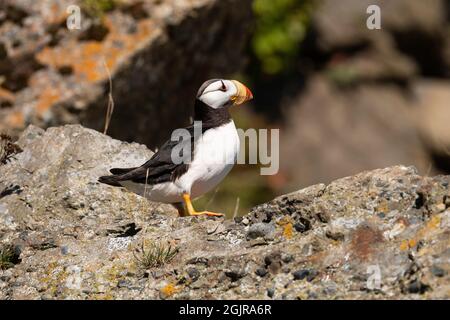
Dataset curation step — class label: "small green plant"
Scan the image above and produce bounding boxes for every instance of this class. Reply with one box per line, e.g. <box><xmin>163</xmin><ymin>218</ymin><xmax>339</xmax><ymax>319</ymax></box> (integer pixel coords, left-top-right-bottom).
<box><xmin>0</xmin><ymin>134</ymin><xmax>22</xmax><ymax>165</ymax></box>
<box><xmin>133</xmin><ymin>240</ymin><xmax>178</xmax><ymax>270</ymax></box>
<box><xmin>81</xmin><ymin>0</ymin><xmax>119</xmax><ymax>18</ymax></box>
<box><xmin>326</xmin><ymin>65</ymin><xmax>360</xmax><ymax>87</ymax></box>
<box><xmin>0</xmin><ymin>244</ymin><xmax>20</xmax><ymax>270</ymax></box>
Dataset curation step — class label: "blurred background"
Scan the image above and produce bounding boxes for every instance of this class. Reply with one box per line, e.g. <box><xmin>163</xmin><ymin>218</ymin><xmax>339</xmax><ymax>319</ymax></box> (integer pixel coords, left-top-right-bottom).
<box><xmin>0</xmin><ymin>0</ymin><xmax>449</xmax><ymax>216</ymax></box>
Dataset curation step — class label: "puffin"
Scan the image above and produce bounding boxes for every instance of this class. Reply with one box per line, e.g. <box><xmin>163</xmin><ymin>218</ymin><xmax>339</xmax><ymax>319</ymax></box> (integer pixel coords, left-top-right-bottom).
<box><xmin>99</xmin><ymin>79</ymin><xmax>253</xmax><ymax>217</ymax></box>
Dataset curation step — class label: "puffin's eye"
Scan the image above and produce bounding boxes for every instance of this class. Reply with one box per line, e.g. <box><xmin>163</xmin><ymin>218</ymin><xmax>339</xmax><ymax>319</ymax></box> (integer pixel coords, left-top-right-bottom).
<box><xmin>219</xmin><ymin>80</ymin><xmax>227</xmax><ymax>91</ymax></box>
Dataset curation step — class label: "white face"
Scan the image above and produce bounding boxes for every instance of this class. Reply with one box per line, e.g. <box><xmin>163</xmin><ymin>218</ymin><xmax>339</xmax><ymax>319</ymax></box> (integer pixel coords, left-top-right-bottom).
<box><xmin>197</xmin><ymin>79</ymin><xmax>238</xmax><ymax>109</ymax></box>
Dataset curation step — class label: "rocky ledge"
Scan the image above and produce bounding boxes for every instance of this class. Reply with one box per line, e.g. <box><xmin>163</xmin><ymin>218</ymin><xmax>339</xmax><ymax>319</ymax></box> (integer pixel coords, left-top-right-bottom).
<box><xmin>0</xmin><ymin>125</ymin><xmax>449</xmax><ymax>299</ymax></box>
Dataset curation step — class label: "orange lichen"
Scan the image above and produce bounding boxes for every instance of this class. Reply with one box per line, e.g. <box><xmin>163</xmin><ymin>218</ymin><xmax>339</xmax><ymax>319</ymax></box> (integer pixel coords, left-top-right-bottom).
<box><xmin>0</xmin><ymin>87</ymin><xmax>15</xmax><ymax>102</ymax></box>
<box><xmin>36</xmin><ymin>16</ymin><xmax>155</xmax><ymax>84</ymax></box>
<box><xmin>283</xmin><ymin>223</ymin><xmax>293</xmax><ymax>239</ymax></box>
<box><xmin>408</xmin><ymin>239</ymin><xmax>417</xmax><ymax>248</ymax></box>
<box><xmin>399</xmin><ymin>215</ymin><xmax>441</xmax><ymax>251</ymax></box>
<box><xmin>400</xmin><ymin>239</ymin><xmax>417</xmax><ymax>251</ymax></box>
<box><xmin>161</xmin><ymin>283</ymin><xmax>178</xmax><ymax>297</ymax></box>
<box><xmin>36</xmin><ymin>87</ymin><xmax>61</xmax><ymax>115</ymax></box>
<box><xmin>399</xmin><ymin>240</ymin><xmax>409</xmax><ymax>251</ymax></box>
<box><xmin>5</xmin><ymin>111</ymin><xmax>24</xmax><ymax>128</ymax></box>
<box><xmin>277</xmin><ymin>217</ymin><xmax>294</xmax><ymax>239</ymax></box>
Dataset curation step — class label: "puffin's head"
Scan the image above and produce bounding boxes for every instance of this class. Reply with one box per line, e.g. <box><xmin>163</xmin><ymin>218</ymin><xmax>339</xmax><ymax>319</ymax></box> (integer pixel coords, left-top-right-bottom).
<box><xmin>196</xmin><ymin>79</ymin><xmax>253</xmax><ymax>109</ymax></box>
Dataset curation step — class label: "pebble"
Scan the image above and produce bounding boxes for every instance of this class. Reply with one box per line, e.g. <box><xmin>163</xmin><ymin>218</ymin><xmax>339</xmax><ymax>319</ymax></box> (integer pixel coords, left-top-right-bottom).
<box><xmin>60</xmin><ymin>246</ymin><xmax>69</xmax><ymax>255</ymax></box>
<box><xmin>255</xmin><ymin>268</ymin><xmax>267</xmax><ymax>277</ymax></box>
<box><xmin>434</xmin><ymin>203</ymin><xmax>446</xmax><ymax>213</ymax></box>
<box><xmin>307</xmin><ymin>270</ymin><xmax>318</xmax><ymax>282</ymax></box>
<box><xmin>325</xmin><ymin>229</ymin><xmax>345</xmax><ymax>241</ymax></box>
<box><xmin>267</xmin><ymin>288</ymin><xmax>275</xmax><ymax>298</ymax></box>
<box><xmin>225</xmin><ymin>270</ymin><xmax>245</xmax><ymax>282</ymax></box>
<box><xmin>317</xmin><ymin>211</ymin><xmax>330</xmax><ymax>223</ymax></box>
<box><xmin>431</xmin><ymin>265</ymin><xmax>446</xmax><ymax>277</ymax></box>
<box><xmin>117</xmin><ymin>279</ymin><xmax>131</xmax><ymax>288</ymax></box>
<box><xmin>294</xmin><ymin>222</ymin><xmax>307</xmax><ymax>233</ymax></box>
<box><xmin>281</xmin><ymin>253</ymin><xmax>294</xmax><ymax>263</ymax></box>
<box><xmin>187</xmin><ymin>267</ymin><xmax>200</xmax><ymax>281</ymax></box>
<box><xmin>246</xmin><ymin>223</ymin><xmax>275</xmax><ymax>240</ymax></box>
<box><xmin>293</xmin><ymin>269</ymin><xmax>309</xmax><ymax>280</ymax></box>
<box><xmin>407</xmin><ymin>280</ymin><xmax>430</xmax><ymax>294</ymax></box>
<box><xmin>282</xmin><ymin>266</ymin><xmax>291</xmax><ymax>274</ymax></box>
<box><xmin>293</xmin><ymin>269</ymin><xmax>318</xmax><ymax>282</ymax></box>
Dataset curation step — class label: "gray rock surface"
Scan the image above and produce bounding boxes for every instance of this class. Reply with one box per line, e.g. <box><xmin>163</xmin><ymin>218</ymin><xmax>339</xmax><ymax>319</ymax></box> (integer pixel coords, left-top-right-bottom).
<box><xmin>0</xmin><ymin>125</ymin><xmax>448</xmax><ymax>299</ymax></box>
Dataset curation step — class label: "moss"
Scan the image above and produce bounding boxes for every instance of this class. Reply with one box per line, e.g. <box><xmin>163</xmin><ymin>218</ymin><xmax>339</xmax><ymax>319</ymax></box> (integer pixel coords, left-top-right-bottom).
<box><xmin>40</xmin><ymin>261</ymin><xmax>69</xmax><ymax>298</ymax></box>
<box><xmin>325</xmin><ymin>65</ymin><xmax>361</xmax><ymax>87</ymax></box>
<box><xmin>81</xmin><ymin>0</ymin><xmax>119</xmax><ymax>18</ymax></box>
<box><xmin>0</xmin><ymin>244</ymin><xmax>20</xmax><ymax>270</ymax></box>
<box><xmin>0</xmin><ymin>134</ymin><xmax>22</xmax><ymax>164</ymax></box>
<box><xmin>134</xmin><ymin>240</ymin><xmax>178</xmax><ymax>270</ymax></box>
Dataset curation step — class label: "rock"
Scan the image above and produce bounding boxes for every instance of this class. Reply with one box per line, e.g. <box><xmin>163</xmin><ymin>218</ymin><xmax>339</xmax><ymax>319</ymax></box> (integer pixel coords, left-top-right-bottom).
<box><xmin>0</xmin><ymin>0</ymin><xmax>253</xmax><ymax>148</ymax></box>
<box><xmin>281</xmin><ymin>253</ymin><xmax>294</xmax><ymax>264</ymax></box>
<box><xmin>306</xmin><ymin>270</ymin><xmax>319</xmax><ymax>282</ymax></box>
<box><xmin>117</xmin><ymin>279</ymin><xmax>131</xmax><ymax>288</ymax></box>
<box><xmin>431</xmin><ymin>265</ymin><xmax>446</xmax><ymax>278</ymax></box>
<box><xmin>186</xmin><ymin>267</ymin><xmax>200</xmax><ymax>282</ymax></box>
<box><xmin>293</xmin><ymin>269</ymin><xmax>310</xmax><ymax>281</ymax></box>
<box><xmin>0</xmin><ymin>130</ymin><xmax>448</xmax><ymax>299</ymax></box>
<box><xmin>413</xmin><ymin>80</ymin><xmax>450</xmax><ymax>170</ymax></box>
<box><xmin>280</xmin><ymin>77</ymin><xmax>433</xmax><ymax>190</ymax></box>
<box><xmin>294</xmin><ymin>219</ymin><xmax>310</xmax><ymax>233</ymax></box>
<box><xmin>325</xmin><ymin>228</ymin><xmax>345</xmax><ymax>241</ymax></box>
<box><xmin>224</xmin><ymin>269</ymin><xmax>245</xmax><ymax>282</ymax></box>
<box><xmin>264</xmin><ymin>252</ymin><xmax>282</xmax><ymax>274</ymax></box>
<box><xmin>314</xmin><ymin>0</ymin><xmax>445</xmax><ymax>50</ymax></box>
<box><xmin>255</xmin><ymin>268</ymin><xmax>268</xmax><ymax>277</ymax></box>
<box><xmin>310</xmin><ymin>0</ymin><xmax>448</xmax><ymax>79</ymax></box>
<box><xmin>277</xmin><ymin>0</ymin><xmax>450</xmax><ymax>194</ymax></box>
<box><xmin>0</xmin><ymin>125</ymin><xmax>175</xmax><ymax>234</ymax></box>
<box><xmin>246</xmin><ymin>222</ymin><xmax>275</xmax><ymax>240</ymax></box>
<box><xmin>407</xmin><ymin>280</ymin><xmax>430</xmax><ymax>294</ymax></box>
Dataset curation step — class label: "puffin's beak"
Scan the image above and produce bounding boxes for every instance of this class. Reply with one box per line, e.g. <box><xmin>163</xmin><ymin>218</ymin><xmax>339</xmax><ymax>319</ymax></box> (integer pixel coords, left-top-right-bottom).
<box><xmin>231</xmin><ymin>80</ymin><xmax>253</xmax><ymax>105</ymax></box>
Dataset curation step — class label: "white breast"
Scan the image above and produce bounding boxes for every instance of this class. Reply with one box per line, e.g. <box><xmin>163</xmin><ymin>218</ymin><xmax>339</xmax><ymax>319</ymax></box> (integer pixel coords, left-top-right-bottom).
<box><xmin>177</xmin><ymin>120</ymin><xmax>240</xmax><ymax>199</ymax></box>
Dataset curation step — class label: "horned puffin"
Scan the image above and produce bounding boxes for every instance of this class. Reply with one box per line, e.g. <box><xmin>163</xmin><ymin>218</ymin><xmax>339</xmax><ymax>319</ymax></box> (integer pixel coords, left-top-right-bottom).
<box><xmin>99</xmin><ymin>79</ymin><xmax>253</xmax><ymax>217</ymax></box>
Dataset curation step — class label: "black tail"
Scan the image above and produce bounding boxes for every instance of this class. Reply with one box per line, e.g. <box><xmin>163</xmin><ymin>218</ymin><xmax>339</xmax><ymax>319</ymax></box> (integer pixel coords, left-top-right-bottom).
<box><xmin>110</xmin><ymin>167</ymin><xmax>136</xmax><ymax>175</ymax></box>
<box><xmin>98</xmin><ymin>175</ymin><xmax>123</xmax><ymax>187</ymax></box>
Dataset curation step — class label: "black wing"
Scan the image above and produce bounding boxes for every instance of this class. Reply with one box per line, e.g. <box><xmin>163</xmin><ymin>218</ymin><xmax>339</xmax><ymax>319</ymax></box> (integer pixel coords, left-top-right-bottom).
<box><xmin>99</xmin><ymin>125</ymin><xmax>204</xmax><ymax>187</ymax></box>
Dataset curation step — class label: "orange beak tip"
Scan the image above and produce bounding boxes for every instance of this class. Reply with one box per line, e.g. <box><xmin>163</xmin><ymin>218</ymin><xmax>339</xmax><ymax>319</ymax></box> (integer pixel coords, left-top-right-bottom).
<box><xmin>246</xmin><ymin>86</ymin><xmax>253</xmax><ymax>101</ymax></box>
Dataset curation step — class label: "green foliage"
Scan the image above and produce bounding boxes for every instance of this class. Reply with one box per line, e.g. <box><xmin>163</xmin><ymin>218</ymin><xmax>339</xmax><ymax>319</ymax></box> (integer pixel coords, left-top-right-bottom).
<box><xmin>133</xmin><ymin>241</ymin><xmax>178</xmax><ymax>270</ymax></box>
<box><xmin>0</xmin><ymin>244</ymin><xmax>19</xmax><ymax>270</ymax></box>
<box><xmin>81</xmin><ymin>0</ymin><xmax>119</xmax><ymax>18</ymax></box>
<box><xmin>326</xmin><ymin>65</ymin><xmax>360</xmax><ymax>87</ymax></box>
<box><xmin>252</xmin><ymin>0</ymin><xmax>314</xmax><ymax>75</ymax></box>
